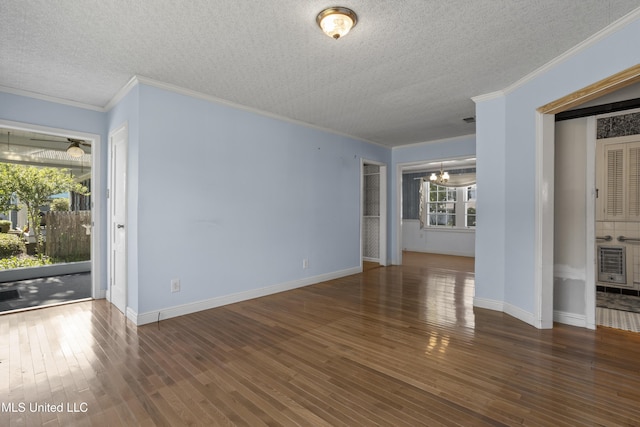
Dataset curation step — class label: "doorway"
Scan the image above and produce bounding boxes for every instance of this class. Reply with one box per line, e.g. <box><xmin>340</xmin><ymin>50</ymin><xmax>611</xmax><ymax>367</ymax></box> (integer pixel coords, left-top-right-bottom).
<box><xmin>545</xmin><ymin>75</ymin><xmax>640</xmax><ymax>331</ymax></box>
<box><xmin>395</xmin><ymin>157</ymin><xmax>477</xmax><ymax>266</ymax></box>
<box><xmin>553</xmin><ymin>110</ymin><xmax>640</xmax><ymax>332</ymax></box>
<box><xmin>554</xmin><ymin>107</ymin><xmax>640</xmax><ymax>333</ymax></box>
<box><xmin>362</xmin><ymin>160</ymin><xmax>387</xmax><ymax>266</ymax></box>
<box><xmin>592</xmin><ymin>111</ymin><xmax>640</xmax><ymax>332</ymax></box>
<box><xmin>0</xmin><ymin>120</ymin><xmax>102</xmax><ymax>310</ymax></box>
<box><xmin>538</xmin><ymin>65</ymin><xmax>640</xmax><ymax>330</ymax></box>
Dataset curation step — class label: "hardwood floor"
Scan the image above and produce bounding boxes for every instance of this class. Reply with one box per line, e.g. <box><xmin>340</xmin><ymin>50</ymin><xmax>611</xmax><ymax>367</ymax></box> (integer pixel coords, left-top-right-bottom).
<box><xmin>2</xmin><ymin>252</ymin><xmax>640</xmax><ymax>426</ymax></box>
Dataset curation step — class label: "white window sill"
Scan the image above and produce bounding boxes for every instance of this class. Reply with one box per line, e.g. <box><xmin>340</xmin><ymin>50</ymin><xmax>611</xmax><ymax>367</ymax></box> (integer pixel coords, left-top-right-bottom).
<box><xmin>403</xmin><ymin>219</ymin><xmax>475</xmax><ymax>233</ymax></box>
<box><xmin>424</xmin><ymin>227</ymin><xmax>476</xmax><ymax>233</ymax></box>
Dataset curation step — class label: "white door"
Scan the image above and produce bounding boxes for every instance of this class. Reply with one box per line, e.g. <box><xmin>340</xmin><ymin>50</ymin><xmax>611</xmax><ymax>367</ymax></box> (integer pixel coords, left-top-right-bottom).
<box><xmin>108</xmin><ymin>124</ymin><xmax>127</xmax><ymax>314</ymax></box>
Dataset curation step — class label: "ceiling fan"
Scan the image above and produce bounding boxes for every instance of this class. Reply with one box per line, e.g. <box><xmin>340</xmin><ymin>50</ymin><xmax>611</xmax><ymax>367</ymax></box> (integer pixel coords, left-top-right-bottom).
<box><xmin>30</xmin><ymin>137</ymin><xmax>91</xmax><ymax>158</ymax></box>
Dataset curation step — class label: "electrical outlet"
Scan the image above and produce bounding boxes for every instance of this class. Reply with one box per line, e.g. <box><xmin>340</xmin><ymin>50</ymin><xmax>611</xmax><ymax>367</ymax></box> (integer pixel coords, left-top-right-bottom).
<box><xmin>171</xmin><ymin>279</ymin><xmax>181</xmax><ymax>293</ymax></box>
<box><xmin>302</xmin><ymin>258</ymin><xmax>309</xmax><ymax>269</ymax></box>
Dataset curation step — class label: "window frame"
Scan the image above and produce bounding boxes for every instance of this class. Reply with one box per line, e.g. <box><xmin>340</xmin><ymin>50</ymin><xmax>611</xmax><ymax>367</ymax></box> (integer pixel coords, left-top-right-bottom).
<box><xmin>424</xmin><ymin>182</ymin><xmax>476</xmax><ymax>229</ymax></box>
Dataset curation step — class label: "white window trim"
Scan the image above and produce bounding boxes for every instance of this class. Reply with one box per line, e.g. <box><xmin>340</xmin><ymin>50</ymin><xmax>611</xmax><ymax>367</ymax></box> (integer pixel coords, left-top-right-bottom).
<box><xmin>424</xmin><ymin>183</ymin><xmax>476</xmax><ymax>230</ymax></box>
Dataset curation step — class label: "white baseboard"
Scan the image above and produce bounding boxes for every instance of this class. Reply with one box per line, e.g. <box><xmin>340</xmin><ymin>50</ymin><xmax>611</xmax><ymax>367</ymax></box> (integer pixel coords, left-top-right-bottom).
<box><xmin>126</xmin><ymin>307</ymin><xmax>138</xmax><ymax>324</ymax></box>
<box><xmin>475</xmin><ymin>300</ymin><xmax>585</xmax><ymax>329</ymax></box>
<box><xmin>473</xmin><ymin>297</ymin><xmax>504</xmax><ymax>311</ymax></box>
<box><xmin>504</xmin><ymin>302</ymin><xmax>536</xmax><ymax>327</ymax></box>
<box><xmin>130</xmin><ymin>266</ymin><xmax>362</xmax><ymax>326</ymax></box>
<box><xmin>474</xmin><ymin>298</ymin><xmax>538</xmax><ymax>328</ymax></box>
<box><xmin>94</xmin><ymin>289</ymin><xmax>107</xmax><ymax>299</ymax></box>
<box><xmin>554</xmin><ymin>310</ymin><xmax>586</xmax><ymax>328</ymax></box>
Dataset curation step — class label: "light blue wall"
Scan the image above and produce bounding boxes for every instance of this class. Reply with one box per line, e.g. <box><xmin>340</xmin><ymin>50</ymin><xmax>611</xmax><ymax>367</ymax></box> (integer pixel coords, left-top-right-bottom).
<box><xmin>475</xmin><ymin>15</ymin><xmax>640</xmax><ymax>321</ymax></box>
<box><xmin>131</xmin><ymin>84</ymin><xmax>390</xmax><ymax>314</ymax></box>
<box><xmin>391</xmin><ymin>135</ymin><xmax>476</xmax><ymax>263</ymax></box>
<box><xmin>0</xmin><ymin>92</ymin><xmax>105</xmax><ymax>134</ymax></box>
<box><xmin>0</xmin><ymin>91</ymin><xmax>108</xmax><ymax>290</ymax></box>
<box><xmin>474</xmin><ymin>96</ymin><xmax>506</xmax><ymax>304</ymax></box>
<box><xmin>1</xmin><ymin>84</ymin><xmax>391</xmax><ymax>317</ymax></box>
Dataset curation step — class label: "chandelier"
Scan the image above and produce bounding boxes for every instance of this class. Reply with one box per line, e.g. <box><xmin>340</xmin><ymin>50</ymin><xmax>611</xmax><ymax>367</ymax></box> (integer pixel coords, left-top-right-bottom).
<box><xmin>429</xmin><ymin>164</ymin><xmax>449</xmax><ymax>184</ymax></box>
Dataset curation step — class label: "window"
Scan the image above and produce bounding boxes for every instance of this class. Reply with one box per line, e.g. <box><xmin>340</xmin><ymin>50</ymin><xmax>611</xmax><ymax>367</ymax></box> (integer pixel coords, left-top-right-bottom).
<box><xmin>427</xmin><ymin>183</ymin><xmax>456</xmax><ymax>226</ymax></box>
<box><xmin>423</xmin><ymin>183</ymin><xmax>476</xmax><ymax>228</ymax></box>
<box><xmin>465</xmin><ymin>185</ymin><xmax>476</xmax><ymax>227</ymax></box>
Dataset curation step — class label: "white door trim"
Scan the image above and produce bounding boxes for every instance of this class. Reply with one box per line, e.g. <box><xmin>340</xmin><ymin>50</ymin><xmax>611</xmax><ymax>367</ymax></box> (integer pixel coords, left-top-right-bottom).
<box><xmin>395</xmin><ymin>162</ymin><xmax>404</xmax><ymax>265</ymax></box>
<box><xmin>0</xmin><ymin>119</ymin><xmax>102</xmax><ymax>299</ymax></box>
<box><xmin>380</xmin><ymin>164</ymin><xmax>387</xmax><ymax>266</ymax></box>
<box><xmin>585</xmin><ymin>116</ymin><xmax>596</xmax><ymax>330</ymax></box>
<box><xmin>534</xmin><ymin>112</ymin><xmax>555</xmax><ymax>329</ymax></box>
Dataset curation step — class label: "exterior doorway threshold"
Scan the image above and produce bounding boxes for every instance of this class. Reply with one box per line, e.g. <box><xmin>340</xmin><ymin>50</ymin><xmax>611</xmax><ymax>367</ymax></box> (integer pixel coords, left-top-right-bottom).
<box><xmin>0</xmin><ymin>261</ymin><xmax>91</xmax><ymax>283</ymax></box>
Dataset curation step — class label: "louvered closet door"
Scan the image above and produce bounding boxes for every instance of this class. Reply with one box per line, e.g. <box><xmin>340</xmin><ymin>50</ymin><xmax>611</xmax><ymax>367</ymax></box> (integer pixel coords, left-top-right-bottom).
<box><xmin>628</xmin><ymin>142</ymin><xmax>640</xmax><ymax>220</ymax></box>
<box><xmin>605</xmin><ymin>144</ymin><xmax>625</xmax><ymax>220</ymax></box>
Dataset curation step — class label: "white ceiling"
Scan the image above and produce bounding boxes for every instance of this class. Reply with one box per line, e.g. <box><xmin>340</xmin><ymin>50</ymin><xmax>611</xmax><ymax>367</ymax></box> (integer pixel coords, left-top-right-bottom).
<box><xmin>1</xmin><ymin>1</ymin><xmax>639</xmax><ymax>148</ymax></box>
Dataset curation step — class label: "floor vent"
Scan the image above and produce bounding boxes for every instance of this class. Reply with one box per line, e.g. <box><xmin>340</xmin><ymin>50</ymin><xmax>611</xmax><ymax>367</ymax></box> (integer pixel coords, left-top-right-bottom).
<box><xmin>598</xmin><ymin>246</ymin><xmax>627</xmax><ymax>285</ymax></box>
<box><xmin>0</xmin><ymin>289</ymin><xmax>21</xmax><ymax>302</ymax></box>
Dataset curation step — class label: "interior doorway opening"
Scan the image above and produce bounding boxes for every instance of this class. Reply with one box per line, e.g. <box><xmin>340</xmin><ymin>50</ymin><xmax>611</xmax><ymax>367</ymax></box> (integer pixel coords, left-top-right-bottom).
<box><xmin>396</xmin><ymin>157</ymin><xmax>477</xmax><ymax>267</ymax></box>
<box><xmin>593</xmin><ymin>120</ymin><xmax>640</xmax><ymax>332</ymax></box>
<box><xmin>362</xmin><ymin>160</ymin><xmax>387</xmax><ymax>267</ymax></box>
<box><xmin>539</xmin><ymin>65</ymin><xmax>640</xmax><ymax>331</ymax></box>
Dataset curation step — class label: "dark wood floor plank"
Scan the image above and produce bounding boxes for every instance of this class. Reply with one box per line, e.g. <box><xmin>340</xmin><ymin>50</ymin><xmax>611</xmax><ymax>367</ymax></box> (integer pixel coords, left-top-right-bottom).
<box><xmin>2</xmin><ymin>252</ymin><xmax>640</xmax><ymax>425</ymax></box>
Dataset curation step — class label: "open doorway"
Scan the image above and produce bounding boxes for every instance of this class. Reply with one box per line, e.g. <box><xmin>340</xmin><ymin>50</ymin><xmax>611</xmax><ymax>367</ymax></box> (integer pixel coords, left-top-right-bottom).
<box><xmin>593</xmin><ymin>120</ymin><xmax>640</xmax><ymax>331</ymax></box>
<box><xmin>0</xmin><ymin>122</ymin><xmax>101</xmax><ymax>313</ymax></box>
<box><xmin>396</xmin><ymin>157</ymin><xmax>476</xmax><ymax>265</ymax></box>
<box><xmin>362</xmin><ymin>160</ymin><xmax>387</xmax><ymax>268</ymax></box>
<box><xmin>555</xmin><ymin>106</ymin><xmax>640</xmax><ymax>332</ymax></box>
<box><xmin>547</xmin><ymin>73</ymin><xmax>640</xmax><ymax>332</ymax></box>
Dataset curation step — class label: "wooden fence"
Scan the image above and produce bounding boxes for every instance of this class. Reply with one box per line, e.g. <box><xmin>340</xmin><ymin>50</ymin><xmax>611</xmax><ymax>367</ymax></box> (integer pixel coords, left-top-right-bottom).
<box><xmin>44</xmin><ymin>211</ymin><xmax>91</xmax><ymax>261</ymax></box>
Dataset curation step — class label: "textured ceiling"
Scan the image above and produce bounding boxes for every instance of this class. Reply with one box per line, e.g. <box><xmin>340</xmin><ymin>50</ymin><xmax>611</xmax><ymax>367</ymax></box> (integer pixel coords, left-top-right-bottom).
<box><xmin>1</xmin><ymin>1</ymin><xmax>639</xmax><ymax>147</ymax></box>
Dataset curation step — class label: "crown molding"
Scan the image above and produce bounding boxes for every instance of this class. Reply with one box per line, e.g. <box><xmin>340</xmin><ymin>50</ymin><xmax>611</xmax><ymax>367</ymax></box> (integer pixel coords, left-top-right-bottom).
<box><xmin>503</xmin><ymin>7</ymin><xmax>640</xmax><ymax>96</ymax></box>
<box><xmin>470</xmin><ymin>8</ymin><xmax>640</xmax><ymax>105</ymax></box>
<box><xmin>0</xmin><ymin>85</ymin><xmax>104</xmax><ymax>112</ymax></box>
<box><xmin>392</xmin><ymin>133</ymin><xmax>476</xmax><ymax>150</ymax></box>
<box><xmin>103</xmin><ymin>75</ymin><xmax>140</xmax><ymax>111</ymax></box>
<box><xmin>106</xmin><ymin>75</ymin><xmax>384</xmax><ymax>148</ymax></box>
<box><xmin>471</xmin><ymin>90</ymin><xmax>505</xmax><ymax>104</ymax></box>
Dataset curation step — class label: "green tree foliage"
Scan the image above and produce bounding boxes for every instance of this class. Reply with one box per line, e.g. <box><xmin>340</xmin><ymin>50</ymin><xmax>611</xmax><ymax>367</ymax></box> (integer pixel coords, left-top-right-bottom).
<box><xmin>51</xmin><ymin>198</ymin><xmax>70</xmax><ymax>212</ymax></box>
<box><xmin>0</xmin><ymin>233</ymin><xmax>26</xmax><ymax>257</ymax></box>
<box><xmin>0</xmin><ymin>164</ymin><xmax>88</xmax><ymax>256</ymax></box>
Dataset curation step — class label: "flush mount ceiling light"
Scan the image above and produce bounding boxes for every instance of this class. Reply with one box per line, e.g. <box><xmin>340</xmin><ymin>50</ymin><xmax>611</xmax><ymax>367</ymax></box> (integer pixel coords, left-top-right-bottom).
<box><xmin>66</xmin><ymin>141</ymin><xmax>84</xmax><ymax>158</ymax></box>
<box><xmin>316</xmin><ymin>7</ymin><xmax>358</xmax><ymax>39</ymax></box>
